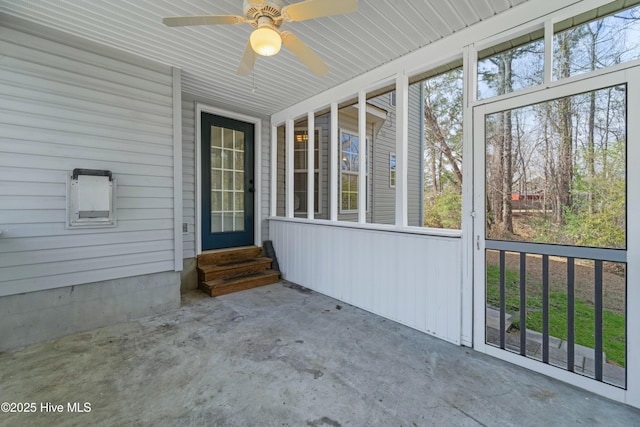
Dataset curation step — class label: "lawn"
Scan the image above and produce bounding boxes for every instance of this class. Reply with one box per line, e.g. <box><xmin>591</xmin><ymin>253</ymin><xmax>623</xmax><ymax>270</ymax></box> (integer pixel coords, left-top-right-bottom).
<box><xmin>486</xmin><ymin>264</ymin><xmax>626</xmax><ymax>367</ymax></box>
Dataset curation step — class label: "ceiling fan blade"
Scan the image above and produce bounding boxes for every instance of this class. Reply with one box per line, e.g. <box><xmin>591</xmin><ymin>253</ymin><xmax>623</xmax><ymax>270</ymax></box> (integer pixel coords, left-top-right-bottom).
<box><xmin>237</xmin><ymin>40</ymin><xmax>257</xmax><ymax>76</ymax></box>
<box><xmin>281</xmin><ymin>31</ymin><xmax>329</xmax><ymax>77</ymax></box>
<box><xmin>162</xmin><ymin>15</ymin><xmax>245</xmax><ymax>27</ymax></box>
<box><xmin>281</xmin><ymin>0</ymin><xmax>357</xmax><ymax>22</ymax></box>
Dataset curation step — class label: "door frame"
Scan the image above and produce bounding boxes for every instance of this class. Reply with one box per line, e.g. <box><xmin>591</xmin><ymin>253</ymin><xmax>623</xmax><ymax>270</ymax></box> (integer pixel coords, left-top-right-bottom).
<box><xmin>471</xmin><ymin>66</ymin><xmax>640</xmax><ymax>405</ymax></box>
<box><xmin>195</xmin><ymin>103</ymin><xmax>262</xmax><ymax>254</ymax></box>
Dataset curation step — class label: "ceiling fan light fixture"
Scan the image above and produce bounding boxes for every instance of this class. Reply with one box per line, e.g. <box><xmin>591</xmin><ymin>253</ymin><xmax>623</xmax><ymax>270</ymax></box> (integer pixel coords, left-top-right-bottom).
<box><xmin>164</xmin><ymin>0</ymin><xmax>360</xmax><ymax>75</ymax></box>
<box><xmin>250</xmin><ymin>18</ymin><xmax>281</xmax><ymax>56</ymax></box>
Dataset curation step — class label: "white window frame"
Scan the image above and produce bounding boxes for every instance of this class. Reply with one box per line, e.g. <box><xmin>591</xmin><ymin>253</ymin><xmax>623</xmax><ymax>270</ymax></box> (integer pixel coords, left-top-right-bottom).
<box><xmin>339</xmin><ymin>128</ymin><xmax>368</xmax><ymax>214</ymax></box>
<box><xmin>293</xmin><ymin>126</ymin><xmax>322</xmax><ymax>214</ymax></box>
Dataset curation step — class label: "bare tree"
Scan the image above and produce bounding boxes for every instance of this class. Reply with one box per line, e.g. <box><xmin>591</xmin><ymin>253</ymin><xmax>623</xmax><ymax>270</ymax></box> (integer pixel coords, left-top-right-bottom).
<box><xmin>488</xmin><ymin>51</ymin><xmax>515</xmax><ymax>234</ymax></box>
<box><xmin>554</xmin><ymin>31</ymin><xmax>574</xmax><ymax>224</ymax></box>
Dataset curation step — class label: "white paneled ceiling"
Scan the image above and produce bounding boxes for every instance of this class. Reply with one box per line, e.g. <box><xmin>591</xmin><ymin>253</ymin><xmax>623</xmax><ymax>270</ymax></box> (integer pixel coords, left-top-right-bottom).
<box><xmin>0</xmin><ymin>0</ymin><xmax>528</xmax><ymax>116</ymax></box>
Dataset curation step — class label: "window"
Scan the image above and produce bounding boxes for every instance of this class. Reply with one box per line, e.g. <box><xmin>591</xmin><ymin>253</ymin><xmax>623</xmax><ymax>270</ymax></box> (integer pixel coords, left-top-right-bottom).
<box><xmin>210</xmin><ymin>127</ymin><xmax>245</xmax><ymax>232</ymax></box>
<box><xmin>340</xmin><ymin>130</ymin><xmax>366</xmax><ymax>212</ymax></box>
<box><xmin>410</xmin><ymin>66</ymin><xmax>463</xmax><ymax>229</ymax></box>
<box><xmin>477</xmin><ymin>31</ymin><xmax>544</xmax><ymax>100</ymax></box>
<box><xmin>389</xmin><ymin>153</ymin><xmax>396</xmax><ymax>188</ymax></box>
<box><xmin>554</xmin><ymin>2</ymin><xmax>640</xmax><ymax>80</ymax></box>
<box><xmin>294</xmin><ymin>128</ymin><xmax>320</xmax><ymax>213</ymax></box>
<box><xmin>389</xmin><ymin>90</ymin><xmax>396</xmax><ymax>106</ymax></box>
<box><xmin>484</xmin><ymin>85</ymin><xmax>626</xmax><ymax>249</ymax></box>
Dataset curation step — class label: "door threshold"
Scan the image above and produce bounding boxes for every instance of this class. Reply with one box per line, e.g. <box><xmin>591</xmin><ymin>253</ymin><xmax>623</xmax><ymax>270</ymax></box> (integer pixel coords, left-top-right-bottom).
<box><xmin>200</xmin><ymin>245</ymin><xmax>258</xmax><ymax>255</ymax></box>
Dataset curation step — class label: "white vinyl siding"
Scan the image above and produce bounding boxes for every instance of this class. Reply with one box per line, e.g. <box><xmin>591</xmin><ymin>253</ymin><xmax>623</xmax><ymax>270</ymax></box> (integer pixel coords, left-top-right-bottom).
<box><xmin>0</xmin><ymin>22</ymin><xmax>177</xmax><ymax>297</ymax></box>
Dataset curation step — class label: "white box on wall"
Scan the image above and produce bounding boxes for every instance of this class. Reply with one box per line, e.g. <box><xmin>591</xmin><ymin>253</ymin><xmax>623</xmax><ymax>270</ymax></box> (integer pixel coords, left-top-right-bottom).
<box><xmin>67</xmin><ymin>169</ymin><xmax>116</xmax><ymax>228</ymax></box>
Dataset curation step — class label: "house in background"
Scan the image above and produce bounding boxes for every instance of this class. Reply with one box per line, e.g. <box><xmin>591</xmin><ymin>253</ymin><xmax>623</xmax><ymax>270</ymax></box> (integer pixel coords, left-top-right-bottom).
<box><xmin>0</xmin><ymin>0</ymin><xmax>638</xmax><ymax>410</ymax></box>
<box><xmin>279</xmin><ymin>89</ymin><xmax>423</xmax><ymax>226</ymax></box>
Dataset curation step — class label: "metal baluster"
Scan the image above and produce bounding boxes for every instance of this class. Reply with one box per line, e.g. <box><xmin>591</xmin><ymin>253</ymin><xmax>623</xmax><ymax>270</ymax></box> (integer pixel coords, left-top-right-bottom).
<box><xmin>500</xmin><ymin>250</ymin><xmax>506</xmax><ymax>350</ymax></box>
<box><xmin>595</xmin><ymin>260</ymin><xmax>603</xmax><ymax>381</ymax></box>
<box><xmin>542</xmin><ymin>255</ymin><xmax>549</xmax><ymax>364</ymax></box>
<box><xmin>567</xmin><ymin>257</ymin><xmax>575</xmax><ymax>372</ymax></box>
<box><xmin>520</xmin><ymin>252</ymin><xmax>526</xmax><ymax>356</ymax></box>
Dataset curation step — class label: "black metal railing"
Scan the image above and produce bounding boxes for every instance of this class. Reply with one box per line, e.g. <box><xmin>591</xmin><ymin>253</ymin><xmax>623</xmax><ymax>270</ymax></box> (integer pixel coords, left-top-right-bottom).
<box><xmin>485</xmin><ymin>240</ymin><xmax>626</xmax><ymax>388</ymax></box>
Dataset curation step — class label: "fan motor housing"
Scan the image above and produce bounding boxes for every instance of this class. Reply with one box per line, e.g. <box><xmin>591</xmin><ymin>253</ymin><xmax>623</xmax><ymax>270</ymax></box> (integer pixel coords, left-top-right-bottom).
<box><xmin>244</xmin><ymin>0</ymin><xmax>284</xmax><ymax>28</ymax></box>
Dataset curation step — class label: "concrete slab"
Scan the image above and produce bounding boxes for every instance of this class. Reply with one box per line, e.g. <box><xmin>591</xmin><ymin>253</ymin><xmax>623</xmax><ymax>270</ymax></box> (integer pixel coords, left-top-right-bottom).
<box><xmin>523</xmin><ymin>328</ymin><xmax>563</xmax><ymax>349</ymax></box>
<box><xmin>1</xmin><ymin>282</ymin><xmax>638</xmax><ymax>426</ymax></box>
<box><xmin>485</xmin><ymin>307</ymin><xmax>512</xmax><ymax>331</ymax></box>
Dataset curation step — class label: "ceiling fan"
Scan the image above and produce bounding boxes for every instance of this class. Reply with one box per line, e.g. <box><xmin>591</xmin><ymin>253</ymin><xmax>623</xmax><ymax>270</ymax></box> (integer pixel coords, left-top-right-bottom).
<box><xmin>162</xmin><ymin>0</ymin><xmax>358</xmax><ymax>77</ymax></box>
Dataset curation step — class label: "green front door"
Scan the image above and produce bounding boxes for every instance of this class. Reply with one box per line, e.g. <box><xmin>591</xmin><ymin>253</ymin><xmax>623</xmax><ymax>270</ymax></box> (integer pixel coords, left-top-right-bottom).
<box><xmin>201</xmin><ymin>113</ymin><xmax>255</xmax><ymax>250</ymax></box>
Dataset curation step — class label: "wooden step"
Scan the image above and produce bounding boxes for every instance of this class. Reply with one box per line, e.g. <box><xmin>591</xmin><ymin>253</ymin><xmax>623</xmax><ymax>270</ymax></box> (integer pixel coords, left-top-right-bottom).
<box><xmin>199</xmin><ymin>270</ymin><xmax>280</xmax><ymax>297</ymax></box>
<box><xmin>197</xmin><ymin>246</ymin><xmax>263</xmax><ymax>267</ymax></box>
<box><xmin>197</xmin><ymin>257</ymin><xmax>273</xmax><ymax>282</ymax></box>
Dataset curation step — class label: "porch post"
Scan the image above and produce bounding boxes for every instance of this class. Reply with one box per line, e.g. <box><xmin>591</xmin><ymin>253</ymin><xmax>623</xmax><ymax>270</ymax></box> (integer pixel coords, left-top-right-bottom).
<box><xmin>330</xmin><ymin>102</ymin><xmax>338</xmax><ymax>221</ymax></box>
<box><xmin>286</xmin><ymin>119</ymin><xmax>294</xmax><ymax>218</ymax></box>
<box><xmin>460</xmin><ymin>44</ymin><xmax>477</xmax><ymax>347</ymax></box>
<box><xmin>358</xmin><ymin>91</ymin><xmax>366</xmax><ymax>224</ymax></box>
<box><xmin>307</xmin><ymin>111</ymin><xmax>315</xmax><ymax>219</ymax></box>
<box><xmin>626</xmin><ymin>67</ymin><xmax>640</xmax><ymax>408</ymax></box>
<box><xmin>270</xmin><ymin>124</ymin><xmax>277</xmax><ymax>217</ymax></box>
<box><xmin>395</xmin><ymin>72</ymin><xmax>408</xmax><ymax>227</ymax></box>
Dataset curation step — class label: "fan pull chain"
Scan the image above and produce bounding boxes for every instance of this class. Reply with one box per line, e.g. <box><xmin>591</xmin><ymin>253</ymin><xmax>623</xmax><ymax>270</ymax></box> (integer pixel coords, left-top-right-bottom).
<box><xmin>252</xmin><ymin>67</ymin><xmax>258</xmax><ymax>93</ymax></box>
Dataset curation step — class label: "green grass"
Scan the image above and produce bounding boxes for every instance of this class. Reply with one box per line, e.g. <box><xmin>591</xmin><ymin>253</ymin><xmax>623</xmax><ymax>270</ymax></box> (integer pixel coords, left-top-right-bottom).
<box><xmin>486</xmin><ymin>264</ymin><xmax>626</xmax><ymax>367</ymax></box>
<box><xmin>486</xmin><ymin>264</ymin><xmax>523</xmax><ymax>313</ymax></box>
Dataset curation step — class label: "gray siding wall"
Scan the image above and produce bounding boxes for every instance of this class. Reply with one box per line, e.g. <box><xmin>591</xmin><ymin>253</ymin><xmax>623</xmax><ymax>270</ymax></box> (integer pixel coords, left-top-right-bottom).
<box><xmin>260</xmin><ymin>116</ymin><xmax>270</xmax><ymax>241</ymax></box>
<box><xmin>369</xmin><ymin>95</ymin><xmax>396</xmax><ymax>225</ymax></box>
<box><xmin>181</xmin><ymin>93</ymin><xmax>197</xmax><ymax>259</ymax></box>
<box><xmin>368</xmin><ymin>91</ymin><xmax>421</xmax><ymax>226</ymax></box>
<box><xmin>407</xmin><ymin>84</ymin><xmax>422</xmax><ymax>227</ymax></box>
<box><xmin>315</xmin><ymin>113</ymin><xmax>330</xmax><ymax>220</ymax></box>
<box><xmin>0</xmin><ymin>20</ymin><xmax>178</xmax><ymax>296</ymax></box>
<box><xmin>276</xmin><ymin>125</ymin><xmax>286</xmax><ymax>217</ymax></box>
<box><xmin>181</xmin><ymin>92</ymin><xmax>270</xmax><ymax>258</ymax></box>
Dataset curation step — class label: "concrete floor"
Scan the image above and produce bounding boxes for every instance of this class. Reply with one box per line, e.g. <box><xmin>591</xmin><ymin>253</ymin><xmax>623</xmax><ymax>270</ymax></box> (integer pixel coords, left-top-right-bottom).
<box><xmin>1</xmin><ymin>282</ymin><xmax>639</xmax><ymax>426</ymax></box>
